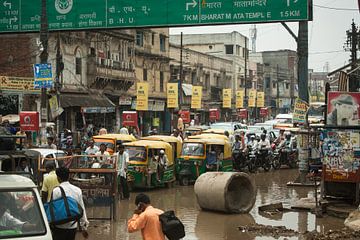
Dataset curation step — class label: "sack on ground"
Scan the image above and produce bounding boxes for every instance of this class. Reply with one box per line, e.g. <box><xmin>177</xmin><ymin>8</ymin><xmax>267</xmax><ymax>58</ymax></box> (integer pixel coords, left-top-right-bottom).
<box><xmin>159</xmin><ymin>210</ymin><xmax>185</xmax><ymax>240</ymax></box>
<box><xmin>44</xmin><ymin>186</ymin><xmax>83</xmax><ymax>226</ymax></box>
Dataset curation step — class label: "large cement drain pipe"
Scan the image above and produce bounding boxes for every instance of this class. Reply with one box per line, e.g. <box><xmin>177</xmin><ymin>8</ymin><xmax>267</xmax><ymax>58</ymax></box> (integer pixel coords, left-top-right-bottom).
<box><xmin>194</xmin><ymin>172</ymin><xmax>256</xmax><ymax>213</ymax></box>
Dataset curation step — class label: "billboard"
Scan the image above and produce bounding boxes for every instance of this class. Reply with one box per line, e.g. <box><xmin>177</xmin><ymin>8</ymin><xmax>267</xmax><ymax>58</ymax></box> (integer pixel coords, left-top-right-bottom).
<box><xmin>327</xmin><ymin>92</ymin><xmax>360</xmax><ymax>127</ymax></box>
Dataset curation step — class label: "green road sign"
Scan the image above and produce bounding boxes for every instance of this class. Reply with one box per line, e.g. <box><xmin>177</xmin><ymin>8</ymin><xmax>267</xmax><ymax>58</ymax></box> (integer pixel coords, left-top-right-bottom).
<box><xmin>0</xmin><ymin>0</ymin><xmax>310</xmax><ymax>33</ymax></box>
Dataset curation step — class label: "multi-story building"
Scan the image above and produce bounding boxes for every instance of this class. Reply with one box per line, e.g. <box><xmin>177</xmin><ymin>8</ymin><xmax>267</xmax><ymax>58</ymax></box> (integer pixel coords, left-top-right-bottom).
<box><xmin>308</xmin><ymin>69</ymin><xmax>327</xmax><ymax>102</ymax></box>
<box><xmin>170</xmin><ymin>31</ymin><xmax>248</xmax><ymax>96</ymax></box>
<box><xmin>169</xmin><ymin>44</ymin><xmax>233</xmax><ymax>123</ymax></box>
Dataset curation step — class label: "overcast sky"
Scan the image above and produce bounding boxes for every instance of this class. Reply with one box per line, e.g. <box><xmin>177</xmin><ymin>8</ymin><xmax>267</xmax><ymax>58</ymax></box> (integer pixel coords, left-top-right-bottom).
<box><xmin>169</xmin><ymin>0</ymin><xmax>360</xmax><ymax>72</ymax></box>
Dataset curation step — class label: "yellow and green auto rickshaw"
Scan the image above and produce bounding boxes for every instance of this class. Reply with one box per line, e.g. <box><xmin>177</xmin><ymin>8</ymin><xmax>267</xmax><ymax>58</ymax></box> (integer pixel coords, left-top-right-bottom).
<box><xmin>124</xmin><ymin>140</ymin><xmax>175</xmax><ymax>189</ymax></box>
<box><xmin>176</xmin><ymin>138</ymin><xmax>232</xmax><ymax>186</ymax></box>
<box><xmin>93</xmin><ymin>134</ymin><xmax>136</xmax><ymax>155</ymax></box>
<box><xmin>141</xmin><ymin>135</ymin><xmax>182</xmax><ymax>159</ymax></box>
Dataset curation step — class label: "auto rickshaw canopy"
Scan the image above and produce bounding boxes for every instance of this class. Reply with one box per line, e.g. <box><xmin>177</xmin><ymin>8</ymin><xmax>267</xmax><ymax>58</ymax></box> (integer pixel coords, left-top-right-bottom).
<box><xmin>189</xmin><ymin>133</ymin><xmax>229</xmax><ymax>141</ymax></box>
<box><xmin>141</xmin><ymin>135</ymin><xmax>182</xmax><ymax>157</ymax></box>
<box><xmin>93</xmin><ymin>134</ymin><xmax>137</xmax><ymax>142</ymax></box>
<box><xmin>124</xmin><ymin>140</ymin><xmax>173</xmax><ymax>165</ymax></box>
<box><xmin>202</xmin><ymin>128</ymin><xmax>229</xmax><ymax>135</ymax></box>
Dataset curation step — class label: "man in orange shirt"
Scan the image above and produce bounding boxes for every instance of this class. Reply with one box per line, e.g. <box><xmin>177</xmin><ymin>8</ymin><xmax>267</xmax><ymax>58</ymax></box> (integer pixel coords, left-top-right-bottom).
<box><xmin>128</xmin><ymin>193</ymin><xmax>165</xmax><ymax>240</ymax></box>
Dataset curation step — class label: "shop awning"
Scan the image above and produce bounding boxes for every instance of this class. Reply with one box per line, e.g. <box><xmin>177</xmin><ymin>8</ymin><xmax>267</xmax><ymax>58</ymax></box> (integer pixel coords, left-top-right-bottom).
<box><xmin>60</xmin><ymin>93</ymin><xmax>115</xmax><ymax>108</ymax></box>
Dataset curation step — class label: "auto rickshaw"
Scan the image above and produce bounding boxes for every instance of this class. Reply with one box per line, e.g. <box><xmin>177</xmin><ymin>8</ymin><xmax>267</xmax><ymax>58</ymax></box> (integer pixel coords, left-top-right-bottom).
<box><xmin>176</xmin><ymin>138</ymin><xmax>232</xmax><ymax>186</ymax></box>
<box><xmin>141</xmin><ymin>135</ymin><xmax>182</xmax><ymax>159</ymax></box>
<box><xmin>93</xmin><ymin>134</ymin><xmax>136</xmax><ymax>155</ymax></box>
<box><xmin>188</xmin><ymin>133</ymin><xmax>229</xmax><ymax>141</ymax></box>
<box><xmin>124</xmin><ymin>140</ymin><xmax>175</xmax><ymax>189</ymax></box>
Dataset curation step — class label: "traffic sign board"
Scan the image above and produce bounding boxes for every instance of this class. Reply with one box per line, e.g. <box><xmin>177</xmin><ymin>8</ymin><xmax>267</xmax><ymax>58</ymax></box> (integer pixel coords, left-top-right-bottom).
<box><xmin>33</xmin><ymin>63</ymin><xmax>53</xmax><ymax>89</ymax></box>
<box><xmin>0</xmin><ymin>0</ymin><xmax>310</xmax><ymax>33</ymax></box>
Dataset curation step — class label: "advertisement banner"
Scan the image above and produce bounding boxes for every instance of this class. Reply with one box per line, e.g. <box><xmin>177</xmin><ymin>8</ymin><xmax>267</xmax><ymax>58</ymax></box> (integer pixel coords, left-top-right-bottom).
<box><xmin>222</xmin><ymin>88</ymin><xmax>232</xmax><ymax>108</ymax></box>
<box><xmin>256</xmin><ymin>91</ymin><xmax>265</xmax><ymax>108</ymax></box>
<box><xmin>209</xmin><ymin>109</ymin><xmax>220</xmax><ymax>121</ymax></box>
<box><xmin>236</xmin><ymin>89</ymin><xmax>244</xmax><ymax>109</ymax></box>
<box><xmin>20</xmin><ymin>111</ymin><xmax>39</xmax><ymax>131</ymax></box>
<box><xmin>327</xmin><ymin>92</ymin><xmax>360</xmax><ymax>127</ymax></box>
<box><xmin>191</xmin><ymin>86</ymin><xmax>202</xmax><ymax>109</ymax></box>
<box><xmin>248</xmin><ymin>89</ymin><xmax>257</xmax><ymax>107</ymax></box>
<box><xmin>293</xmin><ymin>98</ymin><xmax>309</xmax><ymax>124</ymax></box>
<box><xmin>136</xmin><ymin>82</ymin><xmax>149</xmax><ymax>111</ymax></box>
<box><xmin>238</xmin><ymin>109</ymin><xmax>248</xmax><ymax>119</ymax></box>
<box><xmin>322</xmin><ymin>129</ymin><xmax>360</xmax><ymax>182</ymax></box>
<box><xmin>167</xmin><ymin>83</ymin><xmax>178</xmax><ymax>108</ymax></box>
<box><xmin>179</xmin><ymin>110</ymin><xmax>190</xmax><ymax>124</ymax></box>
<box><xmin>49</xmin><ymin>95</ymin><xmax>64</xmax><ymax>119</ymax></box>
<box><xmin>122</xmin><ymin>111</ymin><xmax>138</xmax><ymax>127</ymax></box>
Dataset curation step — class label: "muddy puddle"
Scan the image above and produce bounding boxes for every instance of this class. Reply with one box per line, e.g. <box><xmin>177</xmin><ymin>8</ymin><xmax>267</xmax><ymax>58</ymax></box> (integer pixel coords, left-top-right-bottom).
<box><xmin>78</xmin><ymin>169</ymin><xmax>346</xmax><ymax>240</ymax></box>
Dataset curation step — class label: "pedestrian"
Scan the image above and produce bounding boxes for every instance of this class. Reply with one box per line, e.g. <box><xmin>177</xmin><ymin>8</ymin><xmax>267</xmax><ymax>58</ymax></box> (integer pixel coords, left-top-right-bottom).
<box><xmin>47</xmin><ymin>137</ymin><xmax>57</xmax><ymax>149</ymax></box>
<box><xmin>155</xmin><ymin>150</ymin><xmax>168</xmax><ymax>182</ymax></box>
<box><xmin>41</xmin><ymin>161</ymin><xmax>59</xmax><ymax>203</ymax></box>
<box><xmin>99</xmin><ymin>128</ymin><xmax>108</xmax><ymax>135</ymax></box>
<box><xmin>51</xmin><ymin>167</ymin><xmax>89</xmax><ymax>240</ymax></box>
<box><xmin>120</xmin><ymin>126</ymin><xmax>129</xmax><ymax>135</ymax></box>
<box><xmin>95</xmin><ymin>143</ymin><xmax>111</xmax><ymax>164</ymax></box>
<box><xmin>128</xmin><ymin>193</ymin><xmax>165</xmax><ymax>240</ymax></box>
<box><xmin>117</xmin><ymin>144</ymin><xmax>130</xmax><ymax>200</ymax></box>
<box><xmin>85</xmin><ymin>140</ymin><xmax>99</xmax><ymax>155</ymax></box>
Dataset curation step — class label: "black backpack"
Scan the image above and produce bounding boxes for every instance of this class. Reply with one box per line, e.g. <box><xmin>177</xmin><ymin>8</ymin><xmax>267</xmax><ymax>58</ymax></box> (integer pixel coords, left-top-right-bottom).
<box><xmin>159</xmin><ymin>210</ymin><xmax>185</xmax><ymax>240</ymax></box>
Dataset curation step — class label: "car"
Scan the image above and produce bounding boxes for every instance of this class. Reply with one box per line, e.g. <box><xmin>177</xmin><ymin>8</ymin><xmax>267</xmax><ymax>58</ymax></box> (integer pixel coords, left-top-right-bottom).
<box><xmin>0</xmin><ymin>174</ymin><xmax>52</xmax><ymax>239</ymax></box>
<box><xmin>26</xmin><ymin>149</ymin><xmax>67</xmax><ymax>168</ymax></box>
<box><xmin>210</xmin><ymin>122</ymin><xmax>247</xmax><ymax>133</ymax></box>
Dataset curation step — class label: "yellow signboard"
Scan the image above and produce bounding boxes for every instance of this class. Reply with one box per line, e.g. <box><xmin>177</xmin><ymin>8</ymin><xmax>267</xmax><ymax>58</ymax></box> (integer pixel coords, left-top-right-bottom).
<box><xmin>0</xmin><ymin>76</ymin><xmax>40</xmax><ymax>93</ymax></box>
<box><xmin>223</xmin><ymin>89</ymin><xmax>232</xmax><ymax>108</ymax></box>
<box><xmin>167</xmin><ymin>83</ymin><xmax>178</xmax><ymax>108</ymax></box>
<box><xmin>136</xmin><ymin>82</ymin><xmax>149</xmax><ymax>111</ymax></box>
<box><xmin>236</xmin><ymin>89</ymin><xmax>244</xmax><ymax>109</ymax></box>
<box><xmin>248</xmin><ymin>89</ymin><xmax>257</xmax><ymax>107</ymax></box>
<box><xmin>256</xmin><ymin>91</ymin><xmax>265</xmax><ymax>108</ymax></box>
<box><xmin>191</xmin><ymin>86</ymin><xmax>202</xmax><ymax>109</ymax></box>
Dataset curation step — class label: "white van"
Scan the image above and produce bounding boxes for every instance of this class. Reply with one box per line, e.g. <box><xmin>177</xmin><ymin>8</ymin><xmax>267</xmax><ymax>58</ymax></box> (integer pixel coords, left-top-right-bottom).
<box><xmin>0</xmin><ymin>174</ymin><xmax>52</xmax><ymax>239</ymax></box>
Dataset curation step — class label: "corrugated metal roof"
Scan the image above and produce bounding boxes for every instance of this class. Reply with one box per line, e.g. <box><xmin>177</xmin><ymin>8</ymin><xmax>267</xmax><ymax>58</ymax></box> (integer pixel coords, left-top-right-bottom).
<box><xmin>60</xmin><ymin>93</ymin><xmax>115</xmax><ymax>108</ymax></box>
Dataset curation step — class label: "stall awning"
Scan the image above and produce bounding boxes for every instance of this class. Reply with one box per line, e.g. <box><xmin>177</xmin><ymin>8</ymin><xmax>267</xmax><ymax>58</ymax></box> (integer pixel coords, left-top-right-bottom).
<box><xmin>60</xmin><ymin>93</ymin><xmax>115</xmax><ymax>108</ymax></box>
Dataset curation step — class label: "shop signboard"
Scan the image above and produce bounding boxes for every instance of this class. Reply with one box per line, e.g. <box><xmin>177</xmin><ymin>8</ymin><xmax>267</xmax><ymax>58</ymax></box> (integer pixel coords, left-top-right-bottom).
<box><xmin>191</xmin><ymin>86</ymin><xmax>202</xmax><ymax>109</ymax></box>
<box><xmin>136</xmin><ymin>82</ymin><xmax>149</xmax><ymax>111</ymax></box>
<box><xmin>248</xmin><ymin>89</ymin><xmax>257</xmax><ymax>107</ymax></box>
<box><xmin>238</xmin><ymin>109</ymin><xmax>247</xmax><ymax>119</ymax></box>
<box><xmin>33</xmin><ymin>63</ymin><xmax>53</xmax><ymax>89</ymax></box>
<box><xmin>0</xmin><ymin>76</ymin><xmax>40</xmax><ymax>93</ymax></box>
<box><xmin>122</xmin><ymin>111</ymin><xmax>138</xmax><ymax>127</ymax></box>
<box><xmin>222</xmin><ymin>88</ymin><xmax>232</xmax><ymax>108</ymax></box>
<box><xmin>167</xmin><ymin>83</ymin><xmax>178</xmax><ymax>108</ymax></box>
<box><xmin>256</xmin><ymin>91</ymin><xmax>265</xmax><ymax>108</ymax></box>
<box><xmin>81</xmin><ymin>107</ymin><xmax>115</xmax><ymax>113</ymax></box>
<box><xmin>322</xmin><ymin>129</ymin><xmax>360</xmax><ymax>182</ymax></box>
<box><xmin>236</xmin><ymin>89</ymin><xmax>244</xmax><ymax>109</ymax></box>
<box><xmin>119</xmin><ymin>97</ymin><xmax>132</xmax><ymax>105</ymax></box>
<box><xmin>209</xmin><ymin>108</ymin><xmax>220</xmax><ymax>121</ymax></box>
<box><xmin>179</xmin><ymin>110</ymin><xmax>190</xmax><ymax>124</ymax></box>
<box><xmin>259</xmin><ymin>107</ymin><xmax>268</xmax><ymax>117</ymax></box>
<box><xmin>293</xmin><ymin>98</ymin><xmax>309</xmax><ymax>124</ymax></box>
<box><xmin>19</xmin><ymin>111</ymin><xmax>39</xmax><ymax>131</ymax></box>
<box><xmin>327</xmin><ymin>92</ymin><xmax>360</xmax><ymax>127</ymax></box>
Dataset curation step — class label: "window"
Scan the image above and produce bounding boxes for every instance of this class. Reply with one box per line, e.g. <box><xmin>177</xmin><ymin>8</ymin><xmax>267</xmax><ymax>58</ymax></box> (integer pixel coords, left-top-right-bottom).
<box><xmin>236</xmin><ymin>45</ymin><xmax>240</xmax><ymax>55</ymax></box>
<box><xmin>143</xmin><ymin>69</ymin><xmax>147</xmax><ymax>81</ymax></box>
<box><xmin>136</xmin><ymin>31</ymin><xmax>144</xmax><ymax>47</ymax></box>
<box><xmin>273</xmin><ymin>82</ymin><xmax>276</xmax><ymax>88</ymax></box>
<box><xmin>286</xmin><ymin>83</ymin><xmax>290</xmax><ymax>89</ymax></box>
<box><xmin>225</xmin><ymin>45</ymin><xmax>234</xmax><ymax>54</ymax></box>
<box><xmin>152</xmin><ymin>33</ymin><xmax>155</xmax><ymax>45</ymax></box>
<box><xmin>160</xmin><ymin>35</ymin><xmax>166</xmax><ymax>52</ymax></box>
<box><xmin>160</xmin><ymin>71</ymin><xmax>164</xmax><ymax>92</ymax></box>
<box><xmin>75</xmin><ymin>49</ymin><xmax>81</xmax><ymax>75</ymax></box>
<box><xmin>265</xmin><ymin>77</ymin><xmax>270</xmax><ymax>88</ymax></box>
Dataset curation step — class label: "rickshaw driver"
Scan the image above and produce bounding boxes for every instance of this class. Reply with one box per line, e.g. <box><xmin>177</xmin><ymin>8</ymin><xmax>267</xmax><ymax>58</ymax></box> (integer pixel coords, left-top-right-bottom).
<box><xmin>205</xmin><ymin>146</ymin><xmax>217</xmax><ymax>171</ymax></box>
<box><xmin>147</xmin><ymin>150</ymin><xmax>158</xmax><ymax>187</ymax></box>
<box><xmin>155</xmin><ymin>150</ymin><xmax>168</xmax><ymax>183</ymax></box>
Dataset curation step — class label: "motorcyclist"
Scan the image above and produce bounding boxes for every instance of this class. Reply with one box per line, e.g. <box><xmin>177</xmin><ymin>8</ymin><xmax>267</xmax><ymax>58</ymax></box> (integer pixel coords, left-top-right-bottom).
<box><xmin>232</xmin><ymin>134</ymin><xmax>243</xmax><ymax>170</ymax></box>
<box><xmin>257</xmin><ymin>133</ymin><xmax>271</xmax><ymax>151</ymax></box>
<box><xmin>247</xmin><ymin>135</ymin><xmax>258</xmax><ymax>151</ymax></box>
<box><xmin>275</xmin><ymin>129</ymin><xmax>286</xmax><ymax>145</ymax></box>
<box><xmin>278</xmin><ymin>133</ymin><xmax>294</xmax><ymax>163</ymax></box>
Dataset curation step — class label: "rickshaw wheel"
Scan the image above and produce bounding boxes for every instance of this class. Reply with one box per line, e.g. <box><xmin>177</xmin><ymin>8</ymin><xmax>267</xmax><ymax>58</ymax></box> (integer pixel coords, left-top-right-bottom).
<box><xmin>179</xmin><ymin>176</ymin><xmax>190</xmax><ymax>186</ymax></box>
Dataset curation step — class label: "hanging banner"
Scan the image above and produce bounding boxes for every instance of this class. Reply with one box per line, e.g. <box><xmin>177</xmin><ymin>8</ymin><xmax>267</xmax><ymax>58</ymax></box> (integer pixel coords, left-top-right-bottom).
<box><xmin>236</xmin><ymin>89</ymin><xmax>244</xmax><ymax>109</ymax></box>
<box><xmin>293</xmin><ymin>98</ymin><xmax>309</xmax><ymax>124</ymax></box>
<box><xmin>248</xmin><ymin>89</ymin><xmax>257</xmax><ymax>107</ymax></box>
<box><xmin>136</xmin><ymin>82</ymin><xmax>149</xmax><ymax>111</ymax></box>
<box><xmin>191</xmin><ymin>86</ymin><xmax>202</xmax><ymax>109</ymax></box>
<box><xmin>49</xmin><ymin>95</ymin><xmax>64</xmax><ymax>119</ymax></box>
<box><xmin>256</xmin><ymin>92</ymin><xmax>265</xmax><ymax>108</ymax></box>
<box><xmin>327</xmin><ymin>92</ymin><xmax>360</xmax><ymax>127</ymax></box>
<box><xmin>167</xmin><ymin>83</ymin><xmax>178</xmax><ymax>108</ymax></box>
<box><xmin>222</xmin><ymin>88</ymin><xmax>232</xmax><ymax>108</ymax></box>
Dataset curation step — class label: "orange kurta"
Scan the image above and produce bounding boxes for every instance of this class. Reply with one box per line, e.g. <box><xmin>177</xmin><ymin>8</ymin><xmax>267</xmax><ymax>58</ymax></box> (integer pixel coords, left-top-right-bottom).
<box><xmin>128</xmin><ymin>206</ymin><xmax>165</xmax><ymax>240</ymax></box>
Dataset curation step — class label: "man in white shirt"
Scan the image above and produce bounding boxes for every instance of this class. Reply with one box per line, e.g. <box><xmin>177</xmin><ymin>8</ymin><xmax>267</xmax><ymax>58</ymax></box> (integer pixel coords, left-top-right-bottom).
<box><xmin>155</xmin><ymin>150</ymin><xmax>168</xmax><ymax>182</ymax></box>
<box><xmin>117</xmin><ymin>144</ymin><xmax>130</xmax><ymax>199</ymax></box>
<box><xmin>95</xmin><ymin>143</ymin><xmax>111</xmax><ymax>165</ymax></box>
<box><xmin>52</xmin><ymin>167</ymin><xmax>89</xmax><ymax>240</ymax></box>
<box><xmin>85</xmin><ymin>140</ymin><xmax>99</xmax><ymax>155</ymax></box>
<box><xmin>120</xmin><ymin>126</ymin><xmax>129</xmax><ymax>135</ymax></box>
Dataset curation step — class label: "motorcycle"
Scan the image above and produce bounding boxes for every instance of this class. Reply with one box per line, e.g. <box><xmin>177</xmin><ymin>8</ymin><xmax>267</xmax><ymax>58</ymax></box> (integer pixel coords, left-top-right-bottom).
<box><xmin>272</xmin><ymin>146</ymin><xmax>298</xmax><ymax>169</ymax></box>
<box><xmin>232</xmin><ymin>149</ymin><xmax>248</xmax><ymax>172</ymax></box>
<box><xmin>255</xmin><ymin>147</ymin><xmax>272</xmax><ymax>172</ymax></box>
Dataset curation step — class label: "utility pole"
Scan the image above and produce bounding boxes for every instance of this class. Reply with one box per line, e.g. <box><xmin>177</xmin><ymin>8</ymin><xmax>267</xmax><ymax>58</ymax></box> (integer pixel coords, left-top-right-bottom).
<box><xmin>276</xmin><ymin>65</ymin><xmax>280</xmax><ymax>115</ymax></box>
<box><xmin>179</xmin><ymin>32</ymin><xmax>183</xmax><ymax>108</ymax></box>
<box><xmin>297</xmin><ymin>21</ymin><xmax>309</xmax><ymax>103</ymax></box>
<box><xmin>346</xmin><ymin>20</ymin><xmax>360</xmax><ymax>92</ymax></box>
<box><xmin>55</xmin><ymin>33</ymin><xmax>63</xmax><ymax>143</ymax></box>
<box><xmin>244</xmin><ymin>37</ymin><xmax>248</xmax><ymax>121</ymax></box>
<box><xmin>40</xmin><ymin>0</ymin><xmax>48</xmax><ymax>145</ymax></box>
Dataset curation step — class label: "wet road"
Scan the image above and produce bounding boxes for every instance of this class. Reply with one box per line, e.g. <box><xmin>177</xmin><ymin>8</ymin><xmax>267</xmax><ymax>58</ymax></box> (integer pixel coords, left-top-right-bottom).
<box><xmin>81</xmin><ymin>169</ymin><xmax>344</xmax><ymax>240</ymax></box>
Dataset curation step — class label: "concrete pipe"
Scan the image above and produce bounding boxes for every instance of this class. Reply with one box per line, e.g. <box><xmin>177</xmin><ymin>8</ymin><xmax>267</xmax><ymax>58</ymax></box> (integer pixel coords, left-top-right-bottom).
<box><xmin>194</xmin><ymin>172</ymin><xmax>256</xmax><ymax>214</ymax></box>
